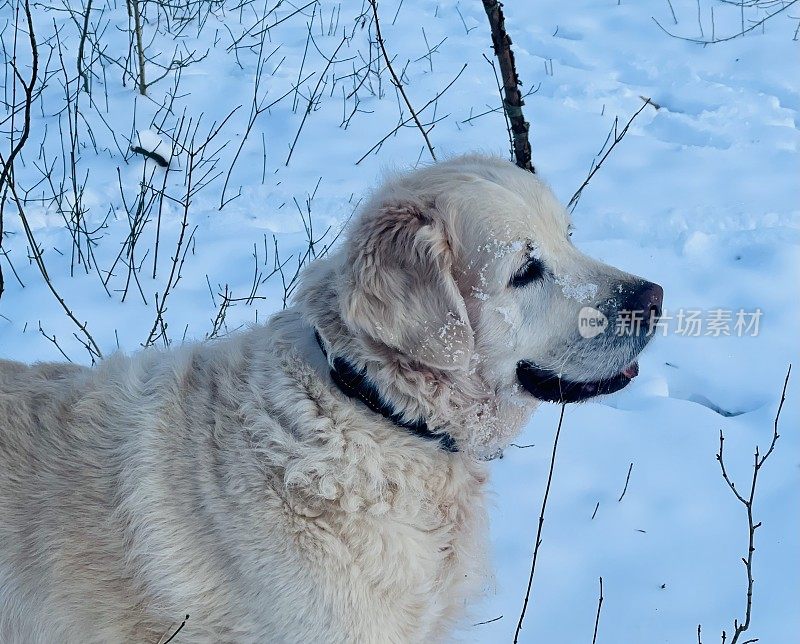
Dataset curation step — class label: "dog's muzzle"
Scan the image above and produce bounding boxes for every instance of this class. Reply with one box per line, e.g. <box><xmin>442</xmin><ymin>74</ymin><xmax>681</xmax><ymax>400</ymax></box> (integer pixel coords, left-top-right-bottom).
<box><xmin>516</xmin><ymin>280</ymin><xmax>662</xmax><ymax>403</ymax></box>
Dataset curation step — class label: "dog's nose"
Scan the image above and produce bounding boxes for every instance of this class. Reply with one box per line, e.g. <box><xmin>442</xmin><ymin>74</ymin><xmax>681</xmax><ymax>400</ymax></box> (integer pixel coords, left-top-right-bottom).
<box><xmin>634</xmin><ymin>281</ymin><xmax>663</xmax><ymax>328</ymax></box>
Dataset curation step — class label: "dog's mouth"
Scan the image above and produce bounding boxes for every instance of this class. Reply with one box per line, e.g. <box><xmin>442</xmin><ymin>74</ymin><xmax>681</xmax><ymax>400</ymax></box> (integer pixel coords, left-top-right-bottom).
<box><xmin>516</xmin><ymin>360</ymin><xmax>639</xmax><ymax>403</ymax></box>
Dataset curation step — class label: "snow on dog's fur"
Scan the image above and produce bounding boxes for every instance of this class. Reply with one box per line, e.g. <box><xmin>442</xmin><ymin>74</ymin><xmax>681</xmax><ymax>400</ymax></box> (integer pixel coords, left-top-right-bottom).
<box><xmin>0</xmin><ymin>155</ymin><xmax>661</xmax><ymax>642</ymax></box>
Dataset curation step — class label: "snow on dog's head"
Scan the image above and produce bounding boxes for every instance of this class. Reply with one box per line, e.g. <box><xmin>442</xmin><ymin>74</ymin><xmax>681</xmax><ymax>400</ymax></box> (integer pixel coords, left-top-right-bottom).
<box><xmin>299</xmin><ymin>154</ymin><xmax>662</xmax><ymax>454</ymax></box>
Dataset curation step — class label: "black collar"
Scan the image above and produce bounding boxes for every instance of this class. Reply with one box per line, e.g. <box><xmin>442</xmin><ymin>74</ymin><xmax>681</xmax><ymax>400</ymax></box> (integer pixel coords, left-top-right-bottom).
<box><xmin>314</xmin><ymin>330</ymin><xmax>459</xmax><ymax>453</ymax></box>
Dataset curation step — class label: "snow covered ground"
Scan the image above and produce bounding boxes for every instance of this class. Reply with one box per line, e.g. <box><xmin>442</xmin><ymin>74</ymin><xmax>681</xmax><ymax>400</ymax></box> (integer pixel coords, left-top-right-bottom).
<box><xmin>1</xmin><ymin>0</ymin><xmax>798</xmax><ymax>641</ymax></box>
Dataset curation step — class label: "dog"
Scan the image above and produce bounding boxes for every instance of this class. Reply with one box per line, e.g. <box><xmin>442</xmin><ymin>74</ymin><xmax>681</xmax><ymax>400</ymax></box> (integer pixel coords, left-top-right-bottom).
<box><xmin>0</xmin><ymin>154</ymin><xmax>662</xmax><ymax>642</ymax></box>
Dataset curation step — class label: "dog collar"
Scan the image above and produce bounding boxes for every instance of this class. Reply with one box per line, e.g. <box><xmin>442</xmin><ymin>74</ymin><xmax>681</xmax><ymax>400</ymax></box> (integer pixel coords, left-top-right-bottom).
<box><xmin>314</xmin><ymin>330</ymin><xmax>459</xmax><ymax>453</ymax></box>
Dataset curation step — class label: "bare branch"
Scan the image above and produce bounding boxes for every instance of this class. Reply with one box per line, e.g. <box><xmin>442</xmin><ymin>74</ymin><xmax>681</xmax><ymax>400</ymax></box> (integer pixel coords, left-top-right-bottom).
<box><xmin>653</xmin><ymin>1</ymin><xmax>798</xmax><ymax>45</ymax></box>
<box><xmin>76</xmin><ymin>0</ymin><xmax>93</xmax><ymax>93</ymax></box>
<box><xmin>10</xmin><ymin>180</ymin><xmax>103</xmax><ymax>361</ymax></box>
<box><xmin>617</xmin><ymin>462</ymin><xmax>634</xmax><ymax>503</ymax></box>
<box><xmin>356</xmin><ymin>63</ymin><xmax>466</xmax><ymax>165</ymax></box>
<box><xmin>128</xmin><ymin>0</ymin><xmax>147</xmax><ymax>94</ymax></box>
<box><xmin>714</xmin><ymin>365</ymin><xmax>791</xmax><ymax>644</ymax></box>
<box><xmin>481</xmin><ymin>0</ymin><xmax>534</xmax><ymax>173</ymax></box>
<box><xmin>368</xmin><ymin>0</ymin><xmax>436</xmax><ymax>160</ymax></box>
<box><xmin>591</xmin><ymin>577</ymin><xmax>604</xmax><ymax>644</ymax></box>
<box><xmin>567</xmin><ymin>98</ymin><xmax>655</xmax><ymax>212</ymax></box>
<box><xmin>0</xmin><ymin>0</ymin><xmax>37</xmax><ymax>194</ymax></box>
<box><xmin>285</xmin><ymin>36</ymin><xmax>347</xmax><ymax>166</ymax></box>
<box><xmin>514</xmin><ymin>403</ymin><xmax>567</xmax><ymax>642</ymax></box>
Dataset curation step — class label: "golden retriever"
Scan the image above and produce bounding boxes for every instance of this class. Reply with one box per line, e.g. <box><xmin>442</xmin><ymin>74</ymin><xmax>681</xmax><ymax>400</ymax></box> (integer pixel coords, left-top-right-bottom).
<box><xmin>0</xmin><ymin>155</ymin><xmax>662</xmax><ymax>642</ymax></box>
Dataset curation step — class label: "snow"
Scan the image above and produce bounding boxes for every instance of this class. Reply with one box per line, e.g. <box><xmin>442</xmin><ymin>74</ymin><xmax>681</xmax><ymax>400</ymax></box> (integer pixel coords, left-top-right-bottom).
<box><xmin>133</xmin><ymin>129</ymin><xmax>171</xmax><ymax>165</ymax></box>
<box><xmin>1</xmin><ymin>0</ymin><xmax>798</xmax><ymax>641</ymax></box>
<box><xmin>555</xmin><ymin>273</ymin><xmax>599</xmax><ymax>301</ymax></box>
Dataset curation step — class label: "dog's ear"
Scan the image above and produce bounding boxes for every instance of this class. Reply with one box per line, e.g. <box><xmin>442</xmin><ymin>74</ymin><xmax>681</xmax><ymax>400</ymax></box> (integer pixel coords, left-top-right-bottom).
<box><xmin>341</xmin><ymin>199</ymin><xmax>473</xmax><ymax>371</ymax></box>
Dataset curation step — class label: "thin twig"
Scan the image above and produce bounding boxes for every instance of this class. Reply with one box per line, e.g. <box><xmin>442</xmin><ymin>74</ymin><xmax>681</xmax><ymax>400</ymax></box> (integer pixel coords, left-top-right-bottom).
<box><xmin>356</xmin><ymin>63</ymin><xmax>466</xmax><ymax>164</ymax></box>
<box><xmin>368</xmin><ymin>0</ymin><xmax>436</xmax><ymax>160</ymax></box>
<box><xmin>617</xmin><ymin>462</ymin><xmax>634</xmax><ymax>502</ymax></box>
<box><xmin>76</xmin><ymin>0</ymin><xmax>94</xmax><ymax>93</ymax></box>
<box><xmin>285</xmin><ymin>37</ymin><xmax>347</xmax><ymax>166</ymax></box>
<box><xmin>12</xmin><ymin>181</ymin><xmax>103</xmax><ymax>360</ymax></box>
<box><xmin>514</xmin><ymin>403</ymin><xmax>567</xmax><ymax>642</ymax></box>
<box><xmin>0</xmin><ymin>0</ymin><xmax>38</xmax><ymax>300</ymax></box>
<box><xmin>0</xmin><ymin>0</ymin><xmax>37</xmax><ymax>194</ymax></box>
<box><xmin>715</xmin><ymin>365</ymin><xmax>791</xmax><ymax>644</ymax></box>
<box><xmin>591</xmin><ymin>577</ymin><xmax>604</xmax><ymax>644</ymax></box>
<box><xmin>653</xmin><ymin>1</ymin><xmax>797</xmax><ymax>44</ymax></box>
<box><xmin>472</xmin><ymin>614</ymin><xmax>503</xmax><ymax>626</ymax></box>
<box><xmin>157</xmin><ymin>614</ymin><xmax>190</xmax><ymax>644</ymax></box>
<box><xmin>567</xmin><ymin>98</ymin><xmax>654</xmax><ymax>212</ymax></box>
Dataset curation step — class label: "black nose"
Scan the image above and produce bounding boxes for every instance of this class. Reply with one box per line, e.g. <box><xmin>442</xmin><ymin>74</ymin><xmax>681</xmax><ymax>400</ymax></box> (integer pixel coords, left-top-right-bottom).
<box><xmin>634</xmin><ymin>281</ymin><xmax>663</xmax><ymax>329</ymax></box>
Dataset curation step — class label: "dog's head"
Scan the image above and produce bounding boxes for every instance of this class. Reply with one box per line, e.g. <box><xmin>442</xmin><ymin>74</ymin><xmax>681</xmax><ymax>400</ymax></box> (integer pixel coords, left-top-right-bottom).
<box><xmin>336</xmin><ymin>155</ymin><xmax>662</xmax><ymax>407</ymax></box>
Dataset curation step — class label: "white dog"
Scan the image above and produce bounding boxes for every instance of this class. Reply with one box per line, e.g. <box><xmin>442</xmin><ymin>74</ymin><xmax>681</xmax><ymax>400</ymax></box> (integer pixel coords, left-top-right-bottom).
<box><xmin>0</xmin><ymin>155</ymin><xmax>662</xmax><ymax>642</ymax></box>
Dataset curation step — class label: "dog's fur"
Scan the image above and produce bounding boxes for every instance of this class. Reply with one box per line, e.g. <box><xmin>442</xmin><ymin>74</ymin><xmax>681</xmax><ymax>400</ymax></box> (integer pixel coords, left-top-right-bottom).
<box><xmin>0</xmin><ymin>155</ymin><xmax>658</xmax><ymax>642</ymax></box>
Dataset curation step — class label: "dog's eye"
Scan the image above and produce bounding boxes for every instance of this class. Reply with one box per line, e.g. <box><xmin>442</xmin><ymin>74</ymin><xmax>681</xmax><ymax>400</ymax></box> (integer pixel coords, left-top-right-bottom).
<box><xmin>510</xmin><ymin>258</ymin><xmax>546</xmax><ymax>288</ymax></box>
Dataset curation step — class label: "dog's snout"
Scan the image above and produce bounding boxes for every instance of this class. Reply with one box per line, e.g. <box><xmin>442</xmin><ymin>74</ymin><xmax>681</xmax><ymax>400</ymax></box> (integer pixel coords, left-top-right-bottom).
<box><xmin>634</xmin><ymin>282</ymin><xmax>663</xmax><ymax>328</ymax></box>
